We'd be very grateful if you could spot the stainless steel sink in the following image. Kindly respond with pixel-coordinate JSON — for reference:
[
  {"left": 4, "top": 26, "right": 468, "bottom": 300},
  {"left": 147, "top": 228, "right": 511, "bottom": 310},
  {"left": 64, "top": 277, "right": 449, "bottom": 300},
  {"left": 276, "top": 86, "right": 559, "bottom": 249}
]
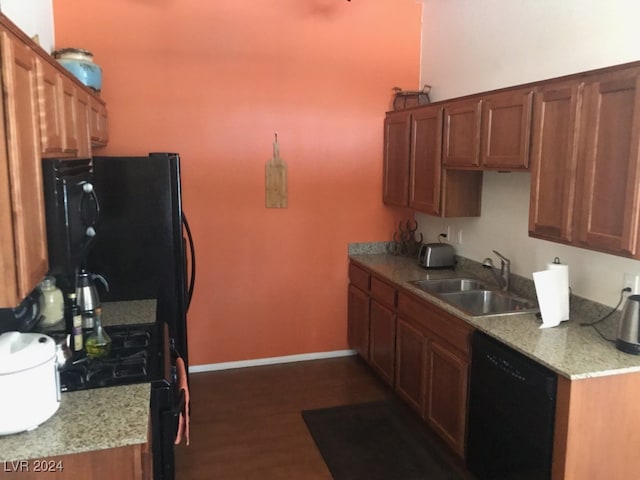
[
  {"left": 411, "top": 278, "right": 486, "bottom": 294},
  {"left": 410, "top": 276, "right": 538, "bottom": 317},
  {"left": 439, "top": 290, "right": 538, "bottom": 316}
]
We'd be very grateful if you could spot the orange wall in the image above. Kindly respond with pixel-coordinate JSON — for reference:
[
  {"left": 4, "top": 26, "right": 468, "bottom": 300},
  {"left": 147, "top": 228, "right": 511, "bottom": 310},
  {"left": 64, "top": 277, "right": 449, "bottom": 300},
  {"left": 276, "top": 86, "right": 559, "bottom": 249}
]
[{"left": 53, "top": 0, "right": 421, "bottom": 365}]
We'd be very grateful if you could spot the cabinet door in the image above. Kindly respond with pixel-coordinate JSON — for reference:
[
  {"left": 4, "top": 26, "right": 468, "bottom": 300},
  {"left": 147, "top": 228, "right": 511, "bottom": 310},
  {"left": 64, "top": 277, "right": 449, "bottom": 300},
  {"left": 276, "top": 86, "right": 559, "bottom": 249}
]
[
  {"left": 348, "top": 284, "right": 370, "bottom": 359},
  {"left": 410, "top": 106, "right": 443, "bottom": 215},
  {"left": 0, "top": 31, "right": 48, "bottom": 305},
  {"left": 425, "top": 340, "right": 469, "bottom": 457},
  {"left": 443, "top": 98, "right": 481, "bottom": 167},
  {"left": 575, "top": 68, "right": 640, "bottom": 256},
  {"left": 90, "top": 96, "right": 109, "bottom": 145},
  {"left": 529, "top": 82, "right": 582, "bottom": 243},
  {"left": 395, "top": 317, "right": 426, "bottom": 414},
  {"left": 75, "top": 89, "right": 91, "bottom": 158},
  {"left": 35, "top": 58, "right": 64, "bottom": 155},
  {"left": 369, "top": 299, "right": 395, "bottom": 385},
  {"left": 383, "top": 111, "right": 411, "bottom": 206},
  {"left": 481, "top": 89, "right": 533, "bottom": 169},
  {"left": 60, "top": 75, "right": 79, "bottom": 155}
]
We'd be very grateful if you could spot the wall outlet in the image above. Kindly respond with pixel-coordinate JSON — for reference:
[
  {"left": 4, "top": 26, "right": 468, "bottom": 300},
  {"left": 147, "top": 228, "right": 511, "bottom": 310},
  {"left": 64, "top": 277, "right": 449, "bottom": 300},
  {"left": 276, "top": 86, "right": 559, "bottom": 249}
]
[
  {"left": 457, "top": 228, "right": 463, "bottom": 245},
  {"left": 446, "top": 225, "right": 452, "bottom": 240}
]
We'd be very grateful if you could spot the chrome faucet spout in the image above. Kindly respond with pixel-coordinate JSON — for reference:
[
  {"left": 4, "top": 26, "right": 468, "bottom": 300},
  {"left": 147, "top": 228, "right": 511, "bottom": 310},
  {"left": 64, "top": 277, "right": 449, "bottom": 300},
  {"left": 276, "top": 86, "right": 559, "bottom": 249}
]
[{"left": 483, "top": 251, "right": 510, "bottom": 291}]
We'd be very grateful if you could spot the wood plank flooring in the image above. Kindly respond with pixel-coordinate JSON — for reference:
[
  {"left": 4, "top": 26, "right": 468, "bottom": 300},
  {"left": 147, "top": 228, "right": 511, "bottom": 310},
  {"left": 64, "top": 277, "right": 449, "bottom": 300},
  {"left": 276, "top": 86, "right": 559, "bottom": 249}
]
[{"left": 175, "top": 355, "right": 472, "bottom": 480}]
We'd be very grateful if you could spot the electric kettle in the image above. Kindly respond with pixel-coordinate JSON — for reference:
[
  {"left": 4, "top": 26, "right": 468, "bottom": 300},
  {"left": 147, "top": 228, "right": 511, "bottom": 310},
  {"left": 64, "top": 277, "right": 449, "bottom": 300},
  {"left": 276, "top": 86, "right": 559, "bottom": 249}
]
[
  {"left": 616, "top": 295, "right": 640, "bottom": 355},
  {"left": 76, "top": 269, "right": 109, "bottom": 315}
]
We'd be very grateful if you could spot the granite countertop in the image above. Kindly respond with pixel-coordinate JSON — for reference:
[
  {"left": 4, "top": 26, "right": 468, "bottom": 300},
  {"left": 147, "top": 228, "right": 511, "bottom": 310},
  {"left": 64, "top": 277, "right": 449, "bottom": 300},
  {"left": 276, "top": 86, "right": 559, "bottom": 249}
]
[
  {"left": 0, "top": 383, "right": 150, "bottom": 462},
  {"left": 349, "top": 253, "right": 640, "bottom": 380},
  {"left": 101, "top": 299, "right": 156, "bottom": 327},
  {"left": 0, "top": 299, "right": 157, "bottom": 462}
]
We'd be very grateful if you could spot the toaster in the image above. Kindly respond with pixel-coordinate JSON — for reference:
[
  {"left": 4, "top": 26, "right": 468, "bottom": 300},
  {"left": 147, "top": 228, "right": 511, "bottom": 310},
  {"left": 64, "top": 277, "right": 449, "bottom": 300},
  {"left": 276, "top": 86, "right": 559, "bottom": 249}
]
[{"left": 418, "top": 243, "right": 456, "bottom": 269}]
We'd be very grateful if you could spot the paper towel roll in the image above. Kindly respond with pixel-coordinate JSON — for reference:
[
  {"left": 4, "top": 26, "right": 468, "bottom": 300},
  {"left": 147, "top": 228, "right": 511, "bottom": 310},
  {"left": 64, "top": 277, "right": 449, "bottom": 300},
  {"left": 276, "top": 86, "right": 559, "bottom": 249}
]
[
  {"left": 546, "top": 262, "right": 570, "bottom": 322},
  {"left": 533, "top": 269, "right": 564, "bottom": 328}
]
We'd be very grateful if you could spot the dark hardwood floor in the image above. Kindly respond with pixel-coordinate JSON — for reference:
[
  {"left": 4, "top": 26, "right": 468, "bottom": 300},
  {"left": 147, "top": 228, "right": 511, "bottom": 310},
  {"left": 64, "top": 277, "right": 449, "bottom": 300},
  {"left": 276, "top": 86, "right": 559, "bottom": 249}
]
[{"left": 175, "top": 355, "right": 472, "bottom": 480}]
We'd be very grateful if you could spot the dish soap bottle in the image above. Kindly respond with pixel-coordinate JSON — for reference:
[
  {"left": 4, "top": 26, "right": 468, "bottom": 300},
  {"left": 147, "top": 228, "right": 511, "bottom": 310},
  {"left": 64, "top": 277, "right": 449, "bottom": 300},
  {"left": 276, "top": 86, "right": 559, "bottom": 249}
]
[{"left": 85, "top": 307, "right": 111, "bottom": 358}]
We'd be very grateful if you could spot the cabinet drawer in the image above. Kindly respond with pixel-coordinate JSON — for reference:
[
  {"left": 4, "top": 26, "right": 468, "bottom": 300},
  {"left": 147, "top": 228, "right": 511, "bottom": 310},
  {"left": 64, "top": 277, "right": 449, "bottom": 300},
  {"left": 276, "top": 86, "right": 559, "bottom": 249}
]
[
  {"left": 371, "top": 276, "right": 396, "bottom": 308},
  {"left": 398, "top": 292, "right": 472, "bottom": 356},
  {"left": 349, "top": 263, "right": 370, "bottom": 291}
]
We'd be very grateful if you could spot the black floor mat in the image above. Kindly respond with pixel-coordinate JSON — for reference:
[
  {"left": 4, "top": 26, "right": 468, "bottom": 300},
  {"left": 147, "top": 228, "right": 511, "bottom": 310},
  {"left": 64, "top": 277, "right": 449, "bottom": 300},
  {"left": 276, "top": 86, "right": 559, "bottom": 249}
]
[{"left": 302, "top": 400, "right": 466, "bottom": 480}]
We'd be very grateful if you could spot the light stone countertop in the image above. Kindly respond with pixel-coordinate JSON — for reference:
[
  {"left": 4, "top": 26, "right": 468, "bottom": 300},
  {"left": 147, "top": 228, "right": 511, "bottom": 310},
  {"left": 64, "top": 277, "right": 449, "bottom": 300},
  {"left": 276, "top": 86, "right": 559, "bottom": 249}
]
[
  {"left": 101, "top": 299, "right": 156, "bottom": 327},
  {"left": 350, "top": 253, "right": 640, "bottom": 380},
  {"left": 0, "top": 300, "right": 157, "bottom": 462},
  {"left": 0, "top": 383, "right": 150, "bottom": 462}
]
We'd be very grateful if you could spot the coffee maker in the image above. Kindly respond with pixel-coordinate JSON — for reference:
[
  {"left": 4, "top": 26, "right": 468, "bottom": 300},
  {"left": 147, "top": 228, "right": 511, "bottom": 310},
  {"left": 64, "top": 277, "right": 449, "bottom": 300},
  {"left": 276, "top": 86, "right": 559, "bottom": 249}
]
[{"left": 616, "top": 295, "right": 640, "bottom": 355}]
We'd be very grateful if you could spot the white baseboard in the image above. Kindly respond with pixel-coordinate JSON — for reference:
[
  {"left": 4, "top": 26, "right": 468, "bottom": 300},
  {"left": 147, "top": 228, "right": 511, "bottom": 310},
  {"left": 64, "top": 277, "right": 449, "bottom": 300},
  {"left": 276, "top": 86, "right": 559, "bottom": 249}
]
[{"left": 189, "top": 349, "right": 357, "bottom": 373}]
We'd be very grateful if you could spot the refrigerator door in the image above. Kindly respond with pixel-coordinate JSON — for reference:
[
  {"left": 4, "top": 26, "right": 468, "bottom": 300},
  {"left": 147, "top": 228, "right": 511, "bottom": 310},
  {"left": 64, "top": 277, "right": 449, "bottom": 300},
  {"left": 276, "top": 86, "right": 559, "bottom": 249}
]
[{"left": 87, "top": 153, "right": 191, "bottom": 369}]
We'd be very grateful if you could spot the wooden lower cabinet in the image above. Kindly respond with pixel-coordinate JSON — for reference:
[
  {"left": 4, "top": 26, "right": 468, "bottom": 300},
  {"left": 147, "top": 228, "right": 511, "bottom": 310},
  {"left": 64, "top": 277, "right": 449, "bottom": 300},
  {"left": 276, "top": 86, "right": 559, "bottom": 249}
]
[
  {"left": 552, "top": 372, "right": 640, "bottom": 480},
  {"left": 396, "top": 291, "right": 472, "bottom": 457},
  {"left": 347, "top": 283, "right": 370, "bottom": 359},
  {"left": 369, "top": 299, "right": 395, "bottom": 385},
  {"left": 0, "top": 444, "right": 150, "bottom": 480},
  {"left": 395, "top": 317, "right": 426, "bottom": 412},
  {"left": 425, "top": 339, "right": 469, "bottom": 456}
]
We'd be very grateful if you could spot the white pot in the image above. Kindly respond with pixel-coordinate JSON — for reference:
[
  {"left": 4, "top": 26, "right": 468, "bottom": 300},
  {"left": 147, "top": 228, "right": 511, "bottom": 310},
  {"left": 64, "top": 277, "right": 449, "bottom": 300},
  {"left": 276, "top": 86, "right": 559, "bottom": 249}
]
[{"left": 0, "top": 332, "right": 60, "bottom": 435}]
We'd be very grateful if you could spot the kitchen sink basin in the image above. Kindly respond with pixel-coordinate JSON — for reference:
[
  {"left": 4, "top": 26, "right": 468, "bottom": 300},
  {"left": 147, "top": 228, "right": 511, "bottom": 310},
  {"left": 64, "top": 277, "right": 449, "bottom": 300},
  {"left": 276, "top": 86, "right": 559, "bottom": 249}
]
[
  {"left": 439, "top": 290, "right": 538, "bottom": 317},
  {"left": 411, "top": 277, "right": 486, "bottom": 294}
]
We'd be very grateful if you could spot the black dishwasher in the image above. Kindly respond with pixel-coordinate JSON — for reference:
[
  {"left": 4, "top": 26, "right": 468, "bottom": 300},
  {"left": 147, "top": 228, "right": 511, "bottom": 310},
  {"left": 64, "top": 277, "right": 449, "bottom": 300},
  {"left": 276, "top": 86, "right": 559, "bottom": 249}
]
[{"left": 466, "top": 331, "right": 557, "bottom": 480}]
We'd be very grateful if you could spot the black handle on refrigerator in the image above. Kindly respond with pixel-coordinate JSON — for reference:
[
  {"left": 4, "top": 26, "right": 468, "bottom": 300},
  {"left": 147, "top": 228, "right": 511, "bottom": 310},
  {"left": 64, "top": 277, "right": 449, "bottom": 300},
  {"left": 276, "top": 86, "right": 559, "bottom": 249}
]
[{"left": 182, "top": 213, "right": 196, "bottom": 312}]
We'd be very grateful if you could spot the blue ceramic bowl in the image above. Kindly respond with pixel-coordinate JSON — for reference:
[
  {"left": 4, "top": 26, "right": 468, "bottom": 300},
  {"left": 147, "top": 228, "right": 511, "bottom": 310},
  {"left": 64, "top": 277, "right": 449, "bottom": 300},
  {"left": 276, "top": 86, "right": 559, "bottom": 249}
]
[{"left": 57, "top": 58, "right": 102, "bottom": 92}]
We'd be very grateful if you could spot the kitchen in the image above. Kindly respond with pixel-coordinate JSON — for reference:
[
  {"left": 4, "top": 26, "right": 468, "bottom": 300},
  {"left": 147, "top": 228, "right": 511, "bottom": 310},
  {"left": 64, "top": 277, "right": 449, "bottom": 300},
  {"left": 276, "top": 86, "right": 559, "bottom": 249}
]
[{"left": 1, "top": 0, "right": 640, "bottom": 479}]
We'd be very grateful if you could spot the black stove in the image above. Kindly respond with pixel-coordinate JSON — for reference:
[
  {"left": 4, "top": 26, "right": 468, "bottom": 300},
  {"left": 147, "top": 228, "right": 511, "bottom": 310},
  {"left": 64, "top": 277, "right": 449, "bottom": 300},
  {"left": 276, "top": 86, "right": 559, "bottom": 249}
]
[{"left": 60, "top": 323, "right": 161, "bottom": 392}]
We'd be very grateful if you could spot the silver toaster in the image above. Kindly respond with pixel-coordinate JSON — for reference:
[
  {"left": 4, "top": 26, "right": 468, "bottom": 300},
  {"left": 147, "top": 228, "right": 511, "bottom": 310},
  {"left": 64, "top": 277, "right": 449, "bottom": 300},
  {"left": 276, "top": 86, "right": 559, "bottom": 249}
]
[{"left": 418, "top": 243, "right": 456, "bottom": 269}]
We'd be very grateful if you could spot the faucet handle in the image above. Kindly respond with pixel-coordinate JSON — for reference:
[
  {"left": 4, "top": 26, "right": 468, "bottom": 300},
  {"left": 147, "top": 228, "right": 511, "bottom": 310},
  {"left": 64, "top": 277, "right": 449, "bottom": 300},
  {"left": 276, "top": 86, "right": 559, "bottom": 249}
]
[{"left": 492, "top": 250, "right": 510, "bottom": 264}]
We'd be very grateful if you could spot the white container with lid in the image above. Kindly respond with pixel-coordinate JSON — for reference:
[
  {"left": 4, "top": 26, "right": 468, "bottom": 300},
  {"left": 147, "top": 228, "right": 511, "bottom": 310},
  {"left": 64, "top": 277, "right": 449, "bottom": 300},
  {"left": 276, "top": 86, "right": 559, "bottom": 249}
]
[
  {"left": 38, "top": 276, "right": 64, "bottom": 327},
  {"left": 0, "top": 332, "right": 60, "bottom": 435}
]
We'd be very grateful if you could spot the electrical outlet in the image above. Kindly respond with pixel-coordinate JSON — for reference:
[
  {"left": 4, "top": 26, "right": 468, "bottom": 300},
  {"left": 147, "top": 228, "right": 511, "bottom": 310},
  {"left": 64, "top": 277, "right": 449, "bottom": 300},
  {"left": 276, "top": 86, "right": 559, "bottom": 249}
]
[
  {"left": 446, "top": 225, "right": 451, "bottom": 240},
  {"left": 457, "top": 228, "right": 463, "bottom": 245}
]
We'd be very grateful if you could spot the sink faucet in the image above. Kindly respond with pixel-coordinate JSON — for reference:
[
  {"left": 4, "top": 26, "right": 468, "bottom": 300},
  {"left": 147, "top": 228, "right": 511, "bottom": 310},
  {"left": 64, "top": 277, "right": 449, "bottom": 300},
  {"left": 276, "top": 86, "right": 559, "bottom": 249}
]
[{"left": 482, "top": 250, "right": 510, "bottom": 291}]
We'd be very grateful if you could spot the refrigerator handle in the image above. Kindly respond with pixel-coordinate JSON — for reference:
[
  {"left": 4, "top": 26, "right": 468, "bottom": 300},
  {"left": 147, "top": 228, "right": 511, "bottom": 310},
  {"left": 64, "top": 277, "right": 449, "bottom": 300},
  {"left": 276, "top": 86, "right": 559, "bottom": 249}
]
[{"left": 182, "top": 213, "right": 196, "bottom": 312}]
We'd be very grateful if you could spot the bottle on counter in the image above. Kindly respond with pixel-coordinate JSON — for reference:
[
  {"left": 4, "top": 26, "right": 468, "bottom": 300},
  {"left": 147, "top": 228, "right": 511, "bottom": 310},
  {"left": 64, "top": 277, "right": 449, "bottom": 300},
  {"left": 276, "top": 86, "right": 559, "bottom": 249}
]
[
  {"left": 85, "top": 307, "right": 111, "bottom": 359},
  {"left": 67, "top": 293, "right": 84, "bottom": 352}
]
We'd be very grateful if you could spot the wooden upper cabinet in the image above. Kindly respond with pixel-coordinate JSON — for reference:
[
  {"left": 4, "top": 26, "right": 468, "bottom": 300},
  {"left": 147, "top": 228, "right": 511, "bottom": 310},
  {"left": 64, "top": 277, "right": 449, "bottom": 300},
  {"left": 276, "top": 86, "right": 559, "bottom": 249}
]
[
  {"left": 35, "top": 58, "right": 64, "bottom": 154},
  {"left": 90, "top": 96, "right": 109, "bottom": 146},
  {"left": 0, "top": 29, "right": 48, "bottom": 305},
  {"left": 443, "top": 98, "right": 482, "bottom": 167},
  {"left": 443, "top": 90, "right": 533, "bottom": 170},
  {"left": 480, "top": 89, "right": 533, "bottom": 169},
  {"left": 75, "top": 89, "right": 92, "bottom": 158},
  {"left": 60, "top": 74, "right": 79, "bottom": 155},
  {"left": 383, "top": 110, "right": 411, "bottom": 207},
  {"left": 529, "top": 81, "right": 582, "bottom": 242},
  {"left": 574, "top": 67, "right": 640, "bottom": 257},
  {"left": 410, "top": 106, "right": 443, "bottom": 215}
]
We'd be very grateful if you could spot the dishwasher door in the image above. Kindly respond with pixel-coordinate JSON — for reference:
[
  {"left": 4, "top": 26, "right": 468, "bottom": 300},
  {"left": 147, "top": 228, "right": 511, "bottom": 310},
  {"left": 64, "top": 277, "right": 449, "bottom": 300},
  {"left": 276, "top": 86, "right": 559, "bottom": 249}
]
[{"left": 466, "top": 331, "right": 557, "bottom": 480}]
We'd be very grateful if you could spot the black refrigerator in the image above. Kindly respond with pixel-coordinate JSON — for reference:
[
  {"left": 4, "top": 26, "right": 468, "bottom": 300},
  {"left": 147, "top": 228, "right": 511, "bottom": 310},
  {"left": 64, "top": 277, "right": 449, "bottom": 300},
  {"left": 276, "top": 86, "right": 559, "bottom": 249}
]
[{"left": 86, "top": 152, "right": 195, "bottom": 372}]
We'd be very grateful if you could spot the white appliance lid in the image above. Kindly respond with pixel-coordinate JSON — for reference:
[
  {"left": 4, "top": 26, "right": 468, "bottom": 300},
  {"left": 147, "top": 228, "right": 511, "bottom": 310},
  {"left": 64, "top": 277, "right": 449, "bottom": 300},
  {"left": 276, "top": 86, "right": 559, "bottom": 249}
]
[{"left": 0, "top": 332, "right": 55, "bottom": 374}]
